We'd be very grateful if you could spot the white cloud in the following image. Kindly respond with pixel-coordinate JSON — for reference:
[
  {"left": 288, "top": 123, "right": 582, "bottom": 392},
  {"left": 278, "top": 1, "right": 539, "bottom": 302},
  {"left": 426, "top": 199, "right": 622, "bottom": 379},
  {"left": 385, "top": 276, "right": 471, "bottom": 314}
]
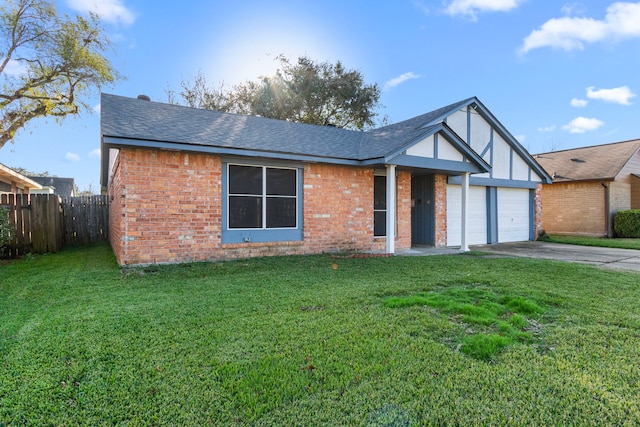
[
  {"left": 445, "top": 0, "right": 524, "bottom": 20},
  {"left": 383, "top": 72, "right": 421, "bottom": 91},
  {"left": 561, "top": 3, "right": 586, "bottom": 16},
  {"left": 413, "top": 0, "right": 430, "bottom": 14},
  {"left": 65, "top": 152, "right": 81, "bottom": 162},
  {"left": 520, "top": 2, "right": 640, "bottom": 53},
  {"left": 570, "top": 98, "right": 588, "bottom": 107},
  {"left": 89, "top": 148, "right": 101, "bottom": 159},
  {"left": 93, "top": 103, "right": 101, "bottom": 114},
  {"left": 537, "top": 125, "right": 556, "bottom": 132},
  {"left": 562, "top": 116, "right": 604, "bottom": 133},
  {"left": 66, "top": 0, "right": 135, "bottom": 25},
  {"left": 4, "top": 59, "right": 27, "bottom": 77},
  {"left": 586, "top": 86, "right": 636, "bottom": 105},
  {"left": 514, "top": 134, "right": 526, "bottom": 143}
]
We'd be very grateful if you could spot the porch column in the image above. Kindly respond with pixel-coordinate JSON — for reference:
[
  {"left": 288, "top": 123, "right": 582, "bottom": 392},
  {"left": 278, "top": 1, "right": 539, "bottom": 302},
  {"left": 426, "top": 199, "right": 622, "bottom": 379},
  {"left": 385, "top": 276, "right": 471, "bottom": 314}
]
[
  {"left": 460, "top": 172, "right": 470, "bottom": 252},
  {"left": 386, "top": 164, "right": 396, "bottom": 254}
]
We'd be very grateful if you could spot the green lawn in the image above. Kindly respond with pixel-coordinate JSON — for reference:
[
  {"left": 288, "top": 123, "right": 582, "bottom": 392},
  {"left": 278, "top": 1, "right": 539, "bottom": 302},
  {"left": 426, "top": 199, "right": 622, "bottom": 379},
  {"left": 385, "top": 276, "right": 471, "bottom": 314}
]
[
  {"left": 542, "top": 234, "right": 640, "bottom": 250},
  {"left": 2, "top": 244, "right": 640, "bottom": 426}
]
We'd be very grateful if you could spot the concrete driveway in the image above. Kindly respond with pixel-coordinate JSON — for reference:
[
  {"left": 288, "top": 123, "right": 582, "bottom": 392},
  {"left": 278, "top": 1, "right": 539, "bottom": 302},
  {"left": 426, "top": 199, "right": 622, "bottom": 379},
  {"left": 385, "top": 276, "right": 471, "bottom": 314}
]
[{"left": 471, "top": 241, "right": 640, "bottom": 273}]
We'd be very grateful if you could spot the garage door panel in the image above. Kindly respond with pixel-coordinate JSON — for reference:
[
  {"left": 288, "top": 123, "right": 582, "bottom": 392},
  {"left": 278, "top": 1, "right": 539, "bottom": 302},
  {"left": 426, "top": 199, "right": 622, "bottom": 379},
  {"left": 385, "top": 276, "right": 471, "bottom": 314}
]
[
  {"left": 447, "top": 185, "right": 487, "bottom": 246},
  {"left": 497, "top": 188, "right": 530, "bottom": 242}
]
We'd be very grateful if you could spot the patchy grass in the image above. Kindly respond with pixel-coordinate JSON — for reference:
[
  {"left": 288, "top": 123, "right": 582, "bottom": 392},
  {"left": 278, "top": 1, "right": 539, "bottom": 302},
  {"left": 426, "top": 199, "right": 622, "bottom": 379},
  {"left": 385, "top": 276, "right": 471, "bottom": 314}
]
[
  {"left": 1, "top": 244, "right": 640, "bottom": 425},
  {"left": 383, "top": 288, "right": 545, "bottom": 360},
  {"left": 541, "top": 234, "right": 640, "bottom": 250}
]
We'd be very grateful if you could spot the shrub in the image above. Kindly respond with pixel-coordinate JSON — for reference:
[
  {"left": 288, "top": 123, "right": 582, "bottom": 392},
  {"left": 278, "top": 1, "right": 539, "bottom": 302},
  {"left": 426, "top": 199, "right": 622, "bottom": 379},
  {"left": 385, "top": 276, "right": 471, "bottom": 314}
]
[
  {"left": 0, "top": 206, "right": 14, "bottom": 257},
  {"left": 0, "top": 206, "right": 13, "bottom": 244},
  {"left": 613, "top": 210, "right": 640, "bottom": 237}
]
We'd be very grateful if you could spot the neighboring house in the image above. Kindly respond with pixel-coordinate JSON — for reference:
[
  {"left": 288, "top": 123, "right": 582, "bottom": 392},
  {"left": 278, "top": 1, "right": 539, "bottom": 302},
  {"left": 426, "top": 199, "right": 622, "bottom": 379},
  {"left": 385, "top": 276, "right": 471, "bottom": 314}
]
[
  {"left": 29, "top": 176, "right": 75, "bottom": 197},
  {"left": 100, "top": 93, "right": 551, "bottom": 266},
  {"left": 535, "top": 139, "right": 640, "bottom": 237},
  {"left": 0, "top": 163, "right": 42, "bottom": 195}
]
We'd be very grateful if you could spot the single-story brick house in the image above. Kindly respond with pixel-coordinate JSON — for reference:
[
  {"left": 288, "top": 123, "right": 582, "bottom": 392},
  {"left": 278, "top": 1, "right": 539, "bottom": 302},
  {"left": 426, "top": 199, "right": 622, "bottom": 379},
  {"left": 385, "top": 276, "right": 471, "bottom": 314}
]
[
  {"left": 535, "top": 139, "right": 640, "bottom": 237},
  {"left": 100, "top": 94, "right": 551, "bottom": 266},
  {"left": 0, "top": 163, "right": 42, "bottom": 195}
]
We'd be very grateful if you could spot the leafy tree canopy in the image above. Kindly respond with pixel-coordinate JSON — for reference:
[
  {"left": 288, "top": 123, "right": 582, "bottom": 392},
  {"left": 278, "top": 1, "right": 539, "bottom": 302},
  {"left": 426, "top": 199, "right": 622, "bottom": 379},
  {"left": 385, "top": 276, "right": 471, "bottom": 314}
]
[
  {"left": 172, "top": 55, "right": 383, "bottom": 130},
  {"left": 0, "top": 0, "right": 119, "bottom": 149},
  {"left": 9, "top": 166, "right": 53, "bottom": 177}
]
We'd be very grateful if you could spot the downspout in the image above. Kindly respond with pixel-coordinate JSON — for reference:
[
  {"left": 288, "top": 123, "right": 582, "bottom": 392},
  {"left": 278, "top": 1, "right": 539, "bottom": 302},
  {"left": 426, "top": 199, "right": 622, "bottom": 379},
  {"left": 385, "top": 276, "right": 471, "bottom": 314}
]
[{"left": 601, "top": 181, "right": 610, "bottom": 237}]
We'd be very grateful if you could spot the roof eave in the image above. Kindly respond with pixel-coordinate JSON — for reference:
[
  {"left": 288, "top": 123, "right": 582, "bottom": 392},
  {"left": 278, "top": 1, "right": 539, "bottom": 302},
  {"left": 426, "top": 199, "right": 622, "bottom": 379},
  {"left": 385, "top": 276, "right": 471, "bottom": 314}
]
[
  {"left": 0, "top": 163, "right": 43, "bottom": 190},
  {"left": 550, "top": 177, "right": 616, "bottom": 184},
  {"left": 100, "top": 136, "right": 364, "bottom": 187}
]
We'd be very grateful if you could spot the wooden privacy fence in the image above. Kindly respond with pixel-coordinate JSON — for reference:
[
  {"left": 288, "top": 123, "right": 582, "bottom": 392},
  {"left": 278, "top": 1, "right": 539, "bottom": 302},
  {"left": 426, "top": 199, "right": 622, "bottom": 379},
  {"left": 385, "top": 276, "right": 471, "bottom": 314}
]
[{"left": 0, "top": 194, "right": 109, "bottom": 258}]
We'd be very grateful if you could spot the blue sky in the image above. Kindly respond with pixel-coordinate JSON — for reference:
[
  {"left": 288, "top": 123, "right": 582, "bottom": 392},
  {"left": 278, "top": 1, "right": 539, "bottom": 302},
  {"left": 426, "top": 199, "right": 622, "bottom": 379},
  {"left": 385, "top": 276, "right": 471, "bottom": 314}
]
[{"left": 2, "top": 0, "right": 640, "bottom": 191}]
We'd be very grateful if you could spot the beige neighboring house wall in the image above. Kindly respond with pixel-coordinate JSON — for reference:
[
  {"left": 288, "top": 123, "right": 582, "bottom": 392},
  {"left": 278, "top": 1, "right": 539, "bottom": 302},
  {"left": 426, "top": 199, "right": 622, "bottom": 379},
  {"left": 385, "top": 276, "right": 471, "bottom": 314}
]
[
  {"left": 631, "top": 175, "right": 640, "bottom": 209},
  {"left": 536, "top": 139, "right": 640, "bottom": 237},
  {"left": 540, "top": 180, "right": 606, "bottom": 236}
]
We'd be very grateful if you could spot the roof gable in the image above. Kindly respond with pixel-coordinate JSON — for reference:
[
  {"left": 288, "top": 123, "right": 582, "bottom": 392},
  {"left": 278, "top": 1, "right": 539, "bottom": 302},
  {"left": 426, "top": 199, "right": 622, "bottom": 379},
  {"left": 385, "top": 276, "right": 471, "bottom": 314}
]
[
  {"left": 369, "top": 123, "right": 491, "bottom": 174},
  {"left": 535, "top": 139, "right": 640, "bottom": 182},
  {"left": 442, "top": 98, "right": 551, "bottom": 183}
]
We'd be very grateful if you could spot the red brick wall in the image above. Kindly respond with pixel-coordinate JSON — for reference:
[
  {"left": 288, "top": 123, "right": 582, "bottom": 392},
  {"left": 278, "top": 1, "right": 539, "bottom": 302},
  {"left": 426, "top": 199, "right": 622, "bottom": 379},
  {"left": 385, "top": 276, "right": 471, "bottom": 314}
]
[
  {"left": 396, "top": 170, "right": 412, "bottom": 250},
  {"left": 303, "top": 163, "right": 372, "bottom": 253},
  {"left": 302, "top": 164, "right": 411, "bottom": 254},
  {"left": 108, "top": 149, "right": 412, "bottom": 265},
  {"left": 433, "top": 174, "right": 448, "bottom": 247},
  {"left": 108, "top": 152, "right": 124, "bottom": 263},
  {"left": 109, "top": 148, "right": 223, "bottom": 265},
  {"left": 534, "top": 184, "right": 543, "bottom": 239}
]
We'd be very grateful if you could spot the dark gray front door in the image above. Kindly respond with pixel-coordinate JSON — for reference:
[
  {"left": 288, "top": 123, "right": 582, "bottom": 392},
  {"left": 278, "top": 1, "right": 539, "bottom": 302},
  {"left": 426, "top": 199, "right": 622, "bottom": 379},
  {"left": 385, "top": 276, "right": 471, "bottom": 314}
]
[{"left": 411, "top": 175, "right": 435, "bottom": 245}]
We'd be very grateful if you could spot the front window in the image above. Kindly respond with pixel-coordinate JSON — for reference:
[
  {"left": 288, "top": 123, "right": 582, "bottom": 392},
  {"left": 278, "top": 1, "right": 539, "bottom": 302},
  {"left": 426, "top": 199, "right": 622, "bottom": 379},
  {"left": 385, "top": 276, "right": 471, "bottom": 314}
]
[
  {"left": 228, "top": 164, "right": 298, "bottom": 230},
  {"left": 374, "top": 175, "right": 386, "bottom": 236}
]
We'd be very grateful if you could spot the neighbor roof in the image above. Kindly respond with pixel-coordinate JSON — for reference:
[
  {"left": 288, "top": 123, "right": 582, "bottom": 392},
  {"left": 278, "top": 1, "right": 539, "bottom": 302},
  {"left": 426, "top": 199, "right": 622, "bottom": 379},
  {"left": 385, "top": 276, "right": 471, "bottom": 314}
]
[
  {"left": 29, "top": 176, "right": 75, "bottom": 197},
  {"left": 535, "top": 139, "right": 640, "bottom": 182}
]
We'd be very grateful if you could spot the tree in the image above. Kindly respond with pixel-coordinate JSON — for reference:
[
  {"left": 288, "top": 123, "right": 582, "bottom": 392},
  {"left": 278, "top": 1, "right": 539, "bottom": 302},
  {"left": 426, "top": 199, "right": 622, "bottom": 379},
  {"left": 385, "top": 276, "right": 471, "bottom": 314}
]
[
  {"left": 8, "top": 166, "right": 53, "bottom": 177},
  {"left": 0, "top": 0, "right": 119, "bottom": 149},
  {"left": 74, "top": 182, "right": 96, "bottom": 196},
  {"left": 174, "top": 55, "right": 383, "bottom": 130}
]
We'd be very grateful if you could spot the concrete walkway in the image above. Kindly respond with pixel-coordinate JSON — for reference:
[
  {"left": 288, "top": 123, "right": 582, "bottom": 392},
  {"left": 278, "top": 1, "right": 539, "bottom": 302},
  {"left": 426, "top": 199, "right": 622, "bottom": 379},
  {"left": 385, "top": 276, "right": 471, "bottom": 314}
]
[
  {"left": 396, "top": 241, "right": 640, "bottom": 273},
  {"left": 470, "top": 241, "right": 640, "bottom": 273}
]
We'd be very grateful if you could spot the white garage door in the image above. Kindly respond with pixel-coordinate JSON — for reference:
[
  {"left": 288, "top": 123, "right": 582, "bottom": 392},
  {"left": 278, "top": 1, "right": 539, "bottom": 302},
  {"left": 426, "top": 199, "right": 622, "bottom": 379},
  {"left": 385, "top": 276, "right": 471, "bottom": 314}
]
[
  {"left": 497, "top": 188, "right": 530, "bottom": 242},
  {"left": 447, "top": 185, "right": 487, "bottom": 246}
]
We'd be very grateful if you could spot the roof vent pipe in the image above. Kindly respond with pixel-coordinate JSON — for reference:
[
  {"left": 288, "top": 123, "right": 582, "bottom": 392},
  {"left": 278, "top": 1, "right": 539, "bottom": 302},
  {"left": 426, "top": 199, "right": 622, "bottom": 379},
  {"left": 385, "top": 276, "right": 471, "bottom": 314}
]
[{"left": 137, "top": 94, "right": 151, "bottom": 101}]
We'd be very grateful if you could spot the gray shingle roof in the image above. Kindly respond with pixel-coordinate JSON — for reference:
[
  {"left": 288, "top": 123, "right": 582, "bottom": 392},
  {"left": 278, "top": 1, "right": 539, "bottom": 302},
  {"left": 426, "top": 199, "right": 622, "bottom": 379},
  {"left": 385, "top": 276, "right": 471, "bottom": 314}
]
[
  {"left": 101, "top": 94, "right": 549, "bottom": 185},
  {"left": 29, "top": 176, "right": 75, "bottom": 197},
  {"left": 101, "top": 94, "right": 366, "bottom": 160},
  {"left": 101, "top": 94, "right": 477, "bottom": 162}
]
